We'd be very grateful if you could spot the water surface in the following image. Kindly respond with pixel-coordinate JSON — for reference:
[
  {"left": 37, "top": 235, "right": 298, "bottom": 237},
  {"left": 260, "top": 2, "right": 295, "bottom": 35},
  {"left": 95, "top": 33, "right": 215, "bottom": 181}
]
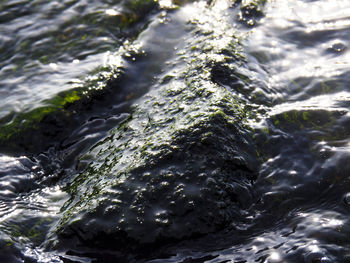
[{"left": 0, "top": 0, "right": 350, "bottom": 262}]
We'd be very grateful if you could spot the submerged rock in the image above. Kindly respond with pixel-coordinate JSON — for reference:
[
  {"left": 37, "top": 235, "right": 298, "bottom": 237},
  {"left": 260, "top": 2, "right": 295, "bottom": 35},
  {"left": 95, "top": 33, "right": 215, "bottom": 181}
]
[{"left": 50, "top": 0, "right": 262, "bottom": 256}]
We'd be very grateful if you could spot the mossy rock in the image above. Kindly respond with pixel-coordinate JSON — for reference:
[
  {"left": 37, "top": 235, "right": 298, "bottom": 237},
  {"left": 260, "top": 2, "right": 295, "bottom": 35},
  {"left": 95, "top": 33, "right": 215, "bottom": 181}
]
[{"left": 48, "top": 1, "right": 262, "bottom": 257}]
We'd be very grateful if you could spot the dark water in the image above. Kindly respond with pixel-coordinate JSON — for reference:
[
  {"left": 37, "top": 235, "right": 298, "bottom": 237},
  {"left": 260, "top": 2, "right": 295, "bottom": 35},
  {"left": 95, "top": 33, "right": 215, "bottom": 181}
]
[{"left": 1, "top": 0, "right": 350, "bottom": 262}]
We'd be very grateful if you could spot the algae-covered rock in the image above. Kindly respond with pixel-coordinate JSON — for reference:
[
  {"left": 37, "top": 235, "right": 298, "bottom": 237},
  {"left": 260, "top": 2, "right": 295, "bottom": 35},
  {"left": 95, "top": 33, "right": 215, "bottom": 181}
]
[
  {"left": 50, "top": 0, "right": 261, "bottom": 255},
  {"left": 55, "top": 81, "right": 258, "bottom": 246}
]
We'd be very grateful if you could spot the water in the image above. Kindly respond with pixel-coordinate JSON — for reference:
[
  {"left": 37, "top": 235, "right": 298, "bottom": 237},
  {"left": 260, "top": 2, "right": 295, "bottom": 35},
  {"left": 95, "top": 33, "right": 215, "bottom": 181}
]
[{"left": 0, "top": 0, "right": 350, "bottom": 262}]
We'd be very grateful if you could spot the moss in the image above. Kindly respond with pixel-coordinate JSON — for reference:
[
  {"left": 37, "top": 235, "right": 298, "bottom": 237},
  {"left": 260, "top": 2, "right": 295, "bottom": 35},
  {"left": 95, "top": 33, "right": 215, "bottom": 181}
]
[
  {"left": 272, "top": 109, "right": 329, "bottom": 131},
  {"left": 0, "top": 107, "right": 54, "bottom": 139},
  {"left": 4, "top": 217, "right": 54, "bottom": 247},
  {"left": 270, "top": 108, "right": 349, "bottom": 142},
  {"left": 48, "top": 90, "right": 81, "bottom": 107},
  {"left": 302, "top": 111, "right": 310, "bottom": 121}
]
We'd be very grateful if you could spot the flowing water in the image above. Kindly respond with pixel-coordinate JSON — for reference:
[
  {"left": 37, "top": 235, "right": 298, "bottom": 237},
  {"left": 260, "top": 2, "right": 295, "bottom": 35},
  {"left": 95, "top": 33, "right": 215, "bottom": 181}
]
[{"left": 0, "top": 0, "right": 350, "bottom": 262}]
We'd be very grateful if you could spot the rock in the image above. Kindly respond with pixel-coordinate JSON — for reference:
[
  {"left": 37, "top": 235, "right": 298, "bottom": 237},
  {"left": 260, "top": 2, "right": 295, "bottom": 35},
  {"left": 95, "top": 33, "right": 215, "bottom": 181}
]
[{"left": 49, "top": 0, "right": 262, "bottom": 256}]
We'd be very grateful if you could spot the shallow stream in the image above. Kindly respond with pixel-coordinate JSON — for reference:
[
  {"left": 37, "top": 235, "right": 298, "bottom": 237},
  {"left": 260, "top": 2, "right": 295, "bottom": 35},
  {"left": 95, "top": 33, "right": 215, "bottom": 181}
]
[{"left": 0, "top": 0, "right": 350, "bottom": 262}]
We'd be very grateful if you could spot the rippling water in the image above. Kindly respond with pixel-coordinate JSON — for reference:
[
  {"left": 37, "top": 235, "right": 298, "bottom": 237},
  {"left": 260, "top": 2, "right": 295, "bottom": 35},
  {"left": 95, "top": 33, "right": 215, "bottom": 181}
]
[{"left": 1, "top": 0, "right": 350, "bottom": 262}]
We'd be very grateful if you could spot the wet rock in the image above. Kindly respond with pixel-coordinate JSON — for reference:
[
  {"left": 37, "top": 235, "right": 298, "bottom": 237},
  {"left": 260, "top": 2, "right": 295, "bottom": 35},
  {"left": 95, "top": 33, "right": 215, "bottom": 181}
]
[{"left": 50, "top": 0, "right": 262, "bottom": 256}]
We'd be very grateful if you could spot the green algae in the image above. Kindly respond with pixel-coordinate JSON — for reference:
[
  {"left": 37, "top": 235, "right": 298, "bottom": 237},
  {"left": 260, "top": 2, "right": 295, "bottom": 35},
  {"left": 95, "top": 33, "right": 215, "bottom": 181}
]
[
  {"left": 271, "top": 109, "right": 345, "bottom": 133},
  {"left": 0, "top": 107, "right": 55, "bottom": 141}
]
